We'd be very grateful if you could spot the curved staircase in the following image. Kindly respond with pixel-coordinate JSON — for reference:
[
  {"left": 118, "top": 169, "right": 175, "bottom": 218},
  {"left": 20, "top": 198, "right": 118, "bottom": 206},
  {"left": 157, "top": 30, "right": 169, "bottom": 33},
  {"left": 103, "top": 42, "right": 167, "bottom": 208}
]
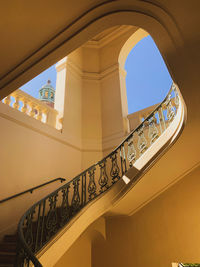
[{"left": 0, "top": 83, "right": 186, "bottom": 267}]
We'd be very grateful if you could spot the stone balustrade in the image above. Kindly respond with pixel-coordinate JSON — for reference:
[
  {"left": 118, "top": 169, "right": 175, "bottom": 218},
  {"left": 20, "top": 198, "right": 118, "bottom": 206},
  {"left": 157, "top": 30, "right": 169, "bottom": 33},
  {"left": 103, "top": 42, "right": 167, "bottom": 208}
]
[
  {"left": 127, "top": 97, "right": 177, "bottom": 132},
  {"left": 127, "top": 103, "right": 159, "bottom": 131},
  {"left": 2, "top": 89, "right": 59, "bottom": 129}
]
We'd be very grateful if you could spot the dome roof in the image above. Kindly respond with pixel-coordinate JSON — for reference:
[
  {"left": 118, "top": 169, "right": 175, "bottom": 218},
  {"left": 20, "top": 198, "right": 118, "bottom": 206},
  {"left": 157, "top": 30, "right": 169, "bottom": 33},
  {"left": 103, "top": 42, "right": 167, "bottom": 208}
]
[
  {"left": 39, "top": 79, "right": 55, "bottom": 108},
  {"left": 40, "top": 79, "right": 55, "bottom": 91}
]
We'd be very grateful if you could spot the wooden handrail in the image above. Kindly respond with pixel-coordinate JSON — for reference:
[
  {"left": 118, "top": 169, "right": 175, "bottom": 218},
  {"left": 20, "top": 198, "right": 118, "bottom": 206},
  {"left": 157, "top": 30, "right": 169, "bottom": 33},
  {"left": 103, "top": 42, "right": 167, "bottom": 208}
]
[{"left": 0, "top": 177, "right": 66, "bottom": 204}]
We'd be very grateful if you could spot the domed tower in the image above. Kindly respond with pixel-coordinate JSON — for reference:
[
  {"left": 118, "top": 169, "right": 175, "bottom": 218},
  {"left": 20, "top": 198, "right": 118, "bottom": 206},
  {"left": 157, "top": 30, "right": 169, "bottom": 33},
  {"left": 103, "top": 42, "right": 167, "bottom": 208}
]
[{"left": 39, "top": 79, "right": 55, "bottom": 108}]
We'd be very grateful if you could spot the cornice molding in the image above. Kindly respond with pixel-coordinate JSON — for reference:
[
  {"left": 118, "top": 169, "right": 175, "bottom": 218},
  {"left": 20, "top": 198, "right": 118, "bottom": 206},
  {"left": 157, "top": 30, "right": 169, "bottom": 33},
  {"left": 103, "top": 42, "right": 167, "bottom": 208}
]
[
  {"left": 83, "top": 25, "right": 134, "bottom": 49},
  {"left": 65, "top": 59, "right": 122, "bottom": 81},
  {"left": 55, "top": 57, "right": 68, "bottom": 72},
  {"left": 82, "top": 63, "right": 120, "bottom": 81},
  {"left": 66, "top": 59, "right": 83, "bottom": 77}
]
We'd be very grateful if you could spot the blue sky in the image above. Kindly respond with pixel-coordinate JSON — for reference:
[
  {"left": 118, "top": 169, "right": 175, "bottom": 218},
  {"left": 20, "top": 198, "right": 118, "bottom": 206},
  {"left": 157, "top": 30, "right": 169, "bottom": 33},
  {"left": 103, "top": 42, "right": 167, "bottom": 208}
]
[
  {"left": 20, "top": 35, "right": 172, "bottom": 114},
  {"left": 125, "top": 35, "right": 172, "bottom": 113},
  {"left": 20, "top": 65, "right": 57, "bottom": 99}
]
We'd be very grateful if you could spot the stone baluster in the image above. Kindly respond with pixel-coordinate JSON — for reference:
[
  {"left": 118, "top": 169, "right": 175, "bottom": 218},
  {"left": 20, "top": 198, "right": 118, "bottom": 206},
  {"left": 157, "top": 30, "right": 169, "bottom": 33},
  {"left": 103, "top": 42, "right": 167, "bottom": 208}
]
[
  {"left": 4, "top": 95, "right": 11, "bottom": 106},
  {"left": 42, "top": 108, "right": 48, "bottom": 123},
  {"left": 46, "top": 109, "right": 58, "bottom": 128},
  {"left": 55, "top": 114, "right": 63, "bottom": 130},
  {"left": 36, "top": 108, "right": 43, "bottom": 122},
  {"left": 29, "top": 102, "right": 37, "bottom": 118},
  {"left": 2, "top": 89, "right": 58, "bottom": 129},
  {"left": 13, "top": 95, "right": 20, "bottom": 110},
  {"left": 21, "top": 99, "right": 28, "bottom": 114},
  {"left": 158, "top": 107, "right": 166, "bottom": 131}
]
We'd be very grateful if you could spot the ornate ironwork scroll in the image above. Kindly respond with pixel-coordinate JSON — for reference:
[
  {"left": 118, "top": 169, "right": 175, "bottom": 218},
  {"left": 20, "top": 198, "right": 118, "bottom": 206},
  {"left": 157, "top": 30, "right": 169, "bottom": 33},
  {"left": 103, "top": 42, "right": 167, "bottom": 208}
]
[
  {"left": 148, "top": 115, "right": 159, "bottom": 144},
  {"left": 173, "top": 85, "right": 179, "bottom": 107},
  {"left": 127, "top": 136, "right": 137, "bottom": 167},
  {"left": 165, "top": 94, "right": 175, "bottom": 122},
  {"left": 24, "top": 209, "right": 35, "bottom": 249},
  {"left": 137, "top": 126, "right": 147, "bottom": 154},
  {"left": 110, "top": 152, "right": 120, "bottom": 183},
  {"left": 88, "top": 167, "right": 97, "bottom": 200},
  {"left": 120, "top": 145, "right": 127, "bottom": 175},
  {"left": 81, "top": 172, "right": 87, "bottom": 206},
  {"left": 98, "top": 160, "right": 109, "bottom": 193},
  {"left": 46, "top": 194, "right": 58, "bottom": 240},
  {"left": 71, "top": 177, "right": 81, "bottom": 213},
  {"left": 60, "top": 185, "right": 70, "bottom": 226}
]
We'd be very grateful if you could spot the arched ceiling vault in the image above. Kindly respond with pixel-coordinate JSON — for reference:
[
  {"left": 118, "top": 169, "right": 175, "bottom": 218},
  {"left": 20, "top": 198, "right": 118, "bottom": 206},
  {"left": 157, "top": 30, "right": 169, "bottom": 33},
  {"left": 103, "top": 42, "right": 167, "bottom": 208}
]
[{"left": 0, "top": 0, "right": 190, "bottom": 99}]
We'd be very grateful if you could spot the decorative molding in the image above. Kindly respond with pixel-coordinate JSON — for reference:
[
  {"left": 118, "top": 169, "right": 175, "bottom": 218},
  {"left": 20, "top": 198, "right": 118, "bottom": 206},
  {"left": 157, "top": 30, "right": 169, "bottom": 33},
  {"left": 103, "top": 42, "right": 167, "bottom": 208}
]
[
  {"left": 83, "top": 25, "right": 135, "bottom": 49},
  {"left": 66, "top": 59, "right": 83, "bottom": 78},
  {"left": 66, "top": 59, "right": 121, "bottom": 81},
  {"left": 55, "top": 57, "right": 68, "bottom": 72},
  {"left": 100, "top": 63, "right": 120, "bottom": 80},
  {"left": 82, "top": 71, "right": 101, "bottom": 81}
]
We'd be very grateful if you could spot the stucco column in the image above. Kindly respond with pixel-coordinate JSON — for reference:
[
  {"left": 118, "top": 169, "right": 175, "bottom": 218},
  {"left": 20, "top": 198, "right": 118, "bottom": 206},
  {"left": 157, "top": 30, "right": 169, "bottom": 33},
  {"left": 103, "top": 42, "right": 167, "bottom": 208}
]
[
  {"left": 81, "top": 47, "right": 103, "bottom": 169},
  {"left": 55, "top": 53, "right": 82, "bottom": 149},
  {"left": 55, "top": 57, "right": 67, "bottom": 130},
  {"left": 100, "top": 63, "right": 129, "bottom": 154}
]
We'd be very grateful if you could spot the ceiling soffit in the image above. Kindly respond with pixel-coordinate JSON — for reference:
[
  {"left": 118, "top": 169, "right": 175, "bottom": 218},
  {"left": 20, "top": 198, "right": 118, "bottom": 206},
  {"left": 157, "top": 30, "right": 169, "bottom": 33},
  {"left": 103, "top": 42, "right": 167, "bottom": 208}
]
[
  {"left": 82, "top": 25, "right": 135, "bottom": 49},
  {"left": 0, "top": 0, "right": 184, "bottom": 99}
]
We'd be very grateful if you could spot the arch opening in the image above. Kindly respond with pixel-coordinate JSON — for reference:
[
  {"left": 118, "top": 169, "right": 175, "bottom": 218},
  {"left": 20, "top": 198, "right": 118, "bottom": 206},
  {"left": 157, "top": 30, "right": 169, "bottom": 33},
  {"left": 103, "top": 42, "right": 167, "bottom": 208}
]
[{"left": 118, "top": 28, "right": 173, "bottom": 131}]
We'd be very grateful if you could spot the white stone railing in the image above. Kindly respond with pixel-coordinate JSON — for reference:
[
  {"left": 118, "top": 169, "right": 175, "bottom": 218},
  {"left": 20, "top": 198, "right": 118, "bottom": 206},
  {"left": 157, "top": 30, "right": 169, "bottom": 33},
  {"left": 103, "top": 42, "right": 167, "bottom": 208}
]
[
  {"left": 127, "top": 103, "right": 159, "bottom": 131},
  {"left": 2, "top": 89, "right": 59, "bottom": 129},
  {"left": 127, "top": 98, "right": 177, "bottom": 132}
]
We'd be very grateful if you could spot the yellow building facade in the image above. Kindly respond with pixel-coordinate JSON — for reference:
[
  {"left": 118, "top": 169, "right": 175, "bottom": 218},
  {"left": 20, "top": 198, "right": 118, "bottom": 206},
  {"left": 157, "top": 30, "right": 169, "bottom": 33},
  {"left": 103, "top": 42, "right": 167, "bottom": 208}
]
[{"left": 0, "top": 1, "right": 200, "bottom": 267}]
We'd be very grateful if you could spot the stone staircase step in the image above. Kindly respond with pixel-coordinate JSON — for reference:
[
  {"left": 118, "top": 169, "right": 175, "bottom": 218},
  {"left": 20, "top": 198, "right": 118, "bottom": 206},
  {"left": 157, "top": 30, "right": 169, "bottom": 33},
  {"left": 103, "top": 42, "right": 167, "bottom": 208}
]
[
  {"left": 0, "top": 243, "right": 17, "bottom": 253},
  {"left": 0, "top": 234, "right": 17, "bottom": 266},
  {"left": 0, "top": 264, "right": 14, "bottom": 267},
  {"left": 3, "top": 235, "right": 17, "bottom": 243},
  {"left": 0, "top": 253, "right": 16, "bottom": 264}
]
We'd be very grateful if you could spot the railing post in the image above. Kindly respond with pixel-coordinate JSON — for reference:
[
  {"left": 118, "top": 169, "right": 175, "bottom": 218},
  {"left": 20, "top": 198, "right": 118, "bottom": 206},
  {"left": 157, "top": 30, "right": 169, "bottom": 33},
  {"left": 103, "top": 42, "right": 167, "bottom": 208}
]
[
  {"left": 29, "top": 102, "right": 36, "bottom": 118},
  {"left": 13, "top": 95, "right": 20, "bottom": 110},
  {"left": 46, "top": 108, "right": 58, "bottom": 128},
  {"left": 4, "top": 95, "right": 11, "bottom": 105},
  {"left": 21, "top": 99, "right": 28, "bottom": 114},
  {"left": 36, "top": 108, "right": 43, "bottom": 122}
]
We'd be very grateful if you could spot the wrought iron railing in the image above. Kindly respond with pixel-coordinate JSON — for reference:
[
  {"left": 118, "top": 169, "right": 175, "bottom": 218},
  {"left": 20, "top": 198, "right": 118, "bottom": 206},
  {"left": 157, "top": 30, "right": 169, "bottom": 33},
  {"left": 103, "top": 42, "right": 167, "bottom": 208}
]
[
  {"left": 0, "top": 178, "right": 66, "bottom": 204},
  {"left": 179, "top": 264, "right": 200, "bottom": 267},
  {"left": 16, "top": 83, "right": 182, "bottom": 266}
]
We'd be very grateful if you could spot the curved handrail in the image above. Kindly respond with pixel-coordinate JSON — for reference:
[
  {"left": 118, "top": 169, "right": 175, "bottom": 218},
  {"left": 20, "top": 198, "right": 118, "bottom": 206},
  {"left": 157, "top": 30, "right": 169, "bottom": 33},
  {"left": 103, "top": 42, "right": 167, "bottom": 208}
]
[
  {"left": 0, "top": 178, "right": 66, "bottom": 204},
  {"left": 179, "top": 264, "right": 200, "bottom": 267},
  {"left": 16, "top": 82, "right": 184, "bottom": 267}
]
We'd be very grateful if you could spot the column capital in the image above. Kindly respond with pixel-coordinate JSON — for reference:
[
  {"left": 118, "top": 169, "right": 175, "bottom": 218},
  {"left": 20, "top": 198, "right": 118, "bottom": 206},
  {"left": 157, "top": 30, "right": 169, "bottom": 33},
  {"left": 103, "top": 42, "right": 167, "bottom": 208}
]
[{"left": 56, "top": 57, "right": 68, "bottom": 72}]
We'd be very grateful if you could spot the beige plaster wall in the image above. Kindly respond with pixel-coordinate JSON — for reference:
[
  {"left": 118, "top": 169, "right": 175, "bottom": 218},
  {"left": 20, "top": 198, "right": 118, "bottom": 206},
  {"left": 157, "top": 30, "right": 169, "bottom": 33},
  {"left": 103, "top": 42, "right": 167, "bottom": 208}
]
[
  {"left": 0, "top": 104, "right": 82, "bottom": 239},
  {"left": 54, "top": 233, "right": 91, "bottom": 267},
  {"left": 92, "top": 165, "right": 200, "bottom": 267},
  {"left": 53, "top": 217, "right": 106, "bottom": 267}
]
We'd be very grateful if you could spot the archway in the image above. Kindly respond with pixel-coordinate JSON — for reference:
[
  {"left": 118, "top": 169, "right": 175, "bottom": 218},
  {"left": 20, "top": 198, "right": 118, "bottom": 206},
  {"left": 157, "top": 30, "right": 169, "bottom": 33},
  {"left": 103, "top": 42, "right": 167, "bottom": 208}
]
[{"left": 118, "top": 28, "right": 173, "bottom": 131}]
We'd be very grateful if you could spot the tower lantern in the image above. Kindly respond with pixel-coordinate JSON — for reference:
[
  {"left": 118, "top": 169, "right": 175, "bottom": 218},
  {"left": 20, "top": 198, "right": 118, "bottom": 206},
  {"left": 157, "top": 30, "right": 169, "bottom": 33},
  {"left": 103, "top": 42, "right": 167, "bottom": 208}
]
[{"left": 39, "top": 79, "right": 55, "bottom": 108}]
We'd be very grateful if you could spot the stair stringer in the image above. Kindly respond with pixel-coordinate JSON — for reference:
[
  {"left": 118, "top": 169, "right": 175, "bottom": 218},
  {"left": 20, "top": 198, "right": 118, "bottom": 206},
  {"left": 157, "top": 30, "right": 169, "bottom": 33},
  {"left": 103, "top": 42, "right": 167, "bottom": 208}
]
[{"left": 36, "top": 88, "right": 185, "bottom": 267}]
